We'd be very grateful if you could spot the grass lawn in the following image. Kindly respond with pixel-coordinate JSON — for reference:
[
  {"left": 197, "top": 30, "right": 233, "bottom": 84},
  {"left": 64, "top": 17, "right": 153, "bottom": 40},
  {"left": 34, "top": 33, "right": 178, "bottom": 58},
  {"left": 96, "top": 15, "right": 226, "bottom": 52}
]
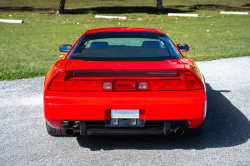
[{"left": 0, "top": 0, "right": 249, "bottom": 80}]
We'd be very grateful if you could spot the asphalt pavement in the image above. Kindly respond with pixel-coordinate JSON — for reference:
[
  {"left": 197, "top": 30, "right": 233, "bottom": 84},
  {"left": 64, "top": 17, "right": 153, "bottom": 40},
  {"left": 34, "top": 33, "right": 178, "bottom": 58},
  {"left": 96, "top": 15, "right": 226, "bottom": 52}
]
[{"left": 0, "top": 57, "right": 250, "bottom": 166}]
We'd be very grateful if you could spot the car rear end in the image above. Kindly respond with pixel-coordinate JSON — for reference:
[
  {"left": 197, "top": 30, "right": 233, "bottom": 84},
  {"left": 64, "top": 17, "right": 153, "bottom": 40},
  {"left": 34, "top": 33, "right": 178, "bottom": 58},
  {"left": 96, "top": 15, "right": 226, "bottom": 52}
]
[{"left": 44, "top": 29, "right": 206, "bottom": 136}]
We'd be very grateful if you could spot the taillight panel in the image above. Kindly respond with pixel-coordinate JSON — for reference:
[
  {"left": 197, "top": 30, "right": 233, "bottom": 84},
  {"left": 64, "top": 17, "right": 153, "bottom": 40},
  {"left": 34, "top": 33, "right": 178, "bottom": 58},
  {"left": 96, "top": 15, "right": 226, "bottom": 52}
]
[{"left": 48, "top": 70, "right": 202, "bottom": 91}]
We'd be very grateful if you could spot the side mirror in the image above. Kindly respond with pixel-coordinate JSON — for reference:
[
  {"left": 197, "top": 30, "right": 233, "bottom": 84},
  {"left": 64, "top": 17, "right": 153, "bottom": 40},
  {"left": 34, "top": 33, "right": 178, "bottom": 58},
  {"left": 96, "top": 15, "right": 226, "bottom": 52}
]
[
  {"left": 177, "top": 44, "right": 189, "bottom": 52},
  {"left": 59, "top": 44, "right": 72, "bottom": 53}
]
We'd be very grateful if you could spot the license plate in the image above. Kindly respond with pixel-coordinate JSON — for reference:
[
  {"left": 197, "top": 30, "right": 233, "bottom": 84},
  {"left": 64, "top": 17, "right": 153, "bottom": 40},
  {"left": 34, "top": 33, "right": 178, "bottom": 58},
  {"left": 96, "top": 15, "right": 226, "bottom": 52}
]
[{"left": 111, "top": 109, "right": 139, "bottom": 119}]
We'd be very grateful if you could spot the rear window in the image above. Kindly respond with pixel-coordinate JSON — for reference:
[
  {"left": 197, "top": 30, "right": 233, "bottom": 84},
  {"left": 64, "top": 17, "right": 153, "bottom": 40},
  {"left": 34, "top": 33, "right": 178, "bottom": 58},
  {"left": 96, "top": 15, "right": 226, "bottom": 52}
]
[{"left": 68, "top": 32, "right": 181, "bottom": 61}]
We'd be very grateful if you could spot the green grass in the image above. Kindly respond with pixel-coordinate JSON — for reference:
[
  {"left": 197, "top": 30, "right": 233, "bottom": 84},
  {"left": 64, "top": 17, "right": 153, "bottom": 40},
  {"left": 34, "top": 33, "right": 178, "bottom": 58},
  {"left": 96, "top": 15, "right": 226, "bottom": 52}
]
[{"left": 0, "top": 0, "right": 250, "bottom": 80}]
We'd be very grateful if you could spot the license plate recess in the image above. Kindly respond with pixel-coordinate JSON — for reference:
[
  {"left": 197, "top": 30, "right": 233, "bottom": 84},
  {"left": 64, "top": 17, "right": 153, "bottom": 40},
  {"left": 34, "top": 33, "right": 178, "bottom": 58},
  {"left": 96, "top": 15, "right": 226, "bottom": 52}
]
[{"left": 105, "top": 109, "right": 145, "bottom": 127}]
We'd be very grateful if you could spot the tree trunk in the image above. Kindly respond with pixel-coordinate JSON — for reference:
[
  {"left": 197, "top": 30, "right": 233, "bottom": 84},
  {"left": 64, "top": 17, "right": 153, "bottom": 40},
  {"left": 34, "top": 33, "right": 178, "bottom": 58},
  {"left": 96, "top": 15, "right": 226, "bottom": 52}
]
[
  {"left": 156, "top": 0, "right": 164, "bottom": 10},
  {"left": 59, "top": 0, "right": 66, "bottom": 14}
]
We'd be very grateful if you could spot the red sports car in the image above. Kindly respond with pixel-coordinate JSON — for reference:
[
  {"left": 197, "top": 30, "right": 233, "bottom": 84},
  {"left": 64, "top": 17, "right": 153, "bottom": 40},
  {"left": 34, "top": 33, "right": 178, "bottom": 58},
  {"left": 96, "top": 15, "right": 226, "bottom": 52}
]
[{"left": 44, "top": 27, "right": 206, "bottom": 136}]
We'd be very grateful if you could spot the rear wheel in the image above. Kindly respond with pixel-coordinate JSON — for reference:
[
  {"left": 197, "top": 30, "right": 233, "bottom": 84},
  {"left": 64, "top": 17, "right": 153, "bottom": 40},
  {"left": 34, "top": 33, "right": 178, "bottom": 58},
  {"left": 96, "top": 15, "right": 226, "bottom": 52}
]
[
  {"left": 186, "top": 121, "right": 204, "bottom": 135},
  {"left": 46, "top": 122, "right": 62, "bottom": 136}
]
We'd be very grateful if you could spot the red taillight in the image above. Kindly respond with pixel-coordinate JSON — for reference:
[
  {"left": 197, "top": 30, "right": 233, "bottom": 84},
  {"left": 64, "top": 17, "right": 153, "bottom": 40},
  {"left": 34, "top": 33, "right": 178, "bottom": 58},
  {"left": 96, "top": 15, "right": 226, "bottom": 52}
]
[
  {"left": 48, "top": 72, "right": 67, "bottom": 91},
  {"left": 48, "top": 71, "right": 113, "bottom": 91},
  {"left": 64, "top": 80, "right": 104, "bottom": 91},
  {"left": 137, "top": 71, "right": 202, "bottom": 91},
  {"left": 184, "top": 71, "right": 202, "bottom": 90},
  {"left": 146, "top": 80, "right": 186, "bottom": 90}
]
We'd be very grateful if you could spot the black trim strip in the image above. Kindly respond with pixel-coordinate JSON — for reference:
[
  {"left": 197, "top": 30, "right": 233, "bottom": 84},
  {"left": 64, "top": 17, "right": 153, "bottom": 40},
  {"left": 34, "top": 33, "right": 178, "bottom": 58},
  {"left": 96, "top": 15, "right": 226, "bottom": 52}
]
[{"left": 73, "top": 70, "right": 177, "bottom": 77}]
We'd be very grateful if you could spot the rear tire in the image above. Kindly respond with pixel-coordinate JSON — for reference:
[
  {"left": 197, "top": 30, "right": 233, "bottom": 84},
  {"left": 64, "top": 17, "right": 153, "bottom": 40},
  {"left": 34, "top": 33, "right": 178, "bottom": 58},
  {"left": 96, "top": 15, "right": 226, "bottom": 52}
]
[
  {"left": 186, "top": 121, "right": 204, "bottom": 135},
  {"left": 46, "top": 122, "right": 62, "bottom": 136}
]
